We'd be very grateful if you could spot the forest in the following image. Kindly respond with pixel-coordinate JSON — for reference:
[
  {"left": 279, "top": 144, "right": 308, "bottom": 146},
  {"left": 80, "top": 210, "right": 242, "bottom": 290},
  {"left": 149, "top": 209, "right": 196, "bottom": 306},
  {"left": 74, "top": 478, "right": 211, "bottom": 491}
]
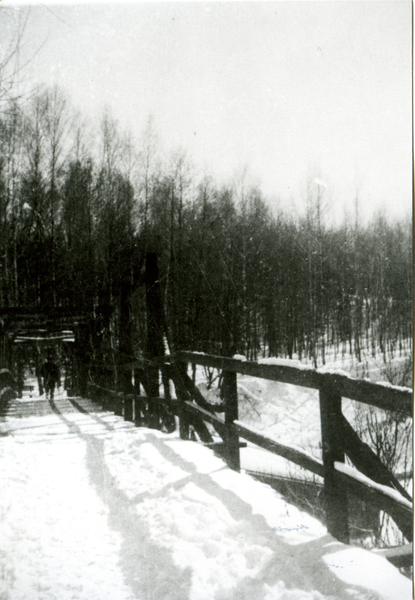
[{"left": 0, "top": 86, "right": 412, "bottom": 380}]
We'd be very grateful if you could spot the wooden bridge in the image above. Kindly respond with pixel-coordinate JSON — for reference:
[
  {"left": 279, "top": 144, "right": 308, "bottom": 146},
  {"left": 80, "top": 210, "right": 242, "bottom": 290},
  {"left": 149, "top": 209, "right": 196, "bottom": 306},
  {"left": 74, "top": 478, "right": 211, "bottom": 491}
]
[
  {"left": 0, "top": 280, "right": 412, "bottom": 570},
  {"left": 82, "top": 349, "right": 413, "bottom": 569}
]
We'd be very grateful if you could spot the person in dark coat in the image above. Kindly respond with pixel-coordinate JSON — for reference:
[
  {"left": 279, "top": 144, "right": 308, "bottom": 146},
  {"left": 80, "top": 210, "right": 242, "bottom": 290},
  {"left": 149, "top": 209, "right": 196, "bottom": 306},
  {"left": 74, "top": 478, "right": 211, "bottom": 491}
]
[{"left": 40, "top": 356, "right": 61, "bottom": 400}]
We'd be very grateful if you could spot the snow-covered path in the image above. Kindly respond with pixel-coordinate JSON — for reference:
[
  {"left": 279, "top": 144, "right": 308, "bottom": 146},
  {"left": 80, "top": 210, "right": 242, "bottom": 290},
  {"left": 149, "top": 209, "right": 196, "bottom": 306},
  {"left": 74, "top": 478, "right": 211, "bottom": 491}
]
[{"left": 0, "top": 393, "right": 411, "bottom": 600}]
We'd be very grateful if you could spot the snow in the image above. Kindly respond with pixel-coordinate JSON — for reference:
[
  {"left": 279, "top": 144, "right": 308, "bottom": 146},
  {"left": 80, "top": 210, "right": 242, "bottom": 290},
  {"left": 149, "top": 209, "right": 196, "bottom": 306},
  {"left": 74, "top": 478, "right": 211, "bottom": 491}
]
[
  {"left": 232, "top": 354, "right": 247, "bottom": 362},
  {"left": 0, "top": 389, "right": 411, "bottom": 600},
  {"left": 316, "top": 366, "right": 351, "bottom": 378},
  {"left": 322, "top": 547, "right": 410, "bottom": 599},
  {"left": 0, "top": 429, "right": 135, "bottom": 600},
  {"left": 334, "top": 462, "right": 413, "bottom": 510},
  {"left": 258, "top": 358, "right": 312, "bottom": 370}
]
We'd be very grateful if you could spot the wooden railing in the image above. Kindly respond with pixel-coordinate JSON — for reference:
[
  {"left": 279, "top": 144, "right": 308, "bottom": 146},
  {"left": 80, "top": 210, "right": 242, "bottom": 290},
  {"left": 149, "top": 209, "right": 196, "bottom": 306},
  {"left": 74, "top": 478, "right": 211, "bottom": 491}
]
[{"left": 87, "top": 351, "right": 413, "bottom": 565}]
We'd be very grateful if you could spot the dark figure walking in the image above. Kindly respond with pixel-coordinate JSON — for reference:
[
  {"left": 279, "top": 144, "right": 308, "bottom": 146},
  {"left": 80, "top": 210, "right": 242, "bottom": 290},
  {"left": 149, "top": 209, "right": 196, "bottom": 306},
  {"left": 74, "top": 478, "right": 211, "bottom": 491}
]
[{"left": 40, "top": 357, "right": 61, "bottom": 400}]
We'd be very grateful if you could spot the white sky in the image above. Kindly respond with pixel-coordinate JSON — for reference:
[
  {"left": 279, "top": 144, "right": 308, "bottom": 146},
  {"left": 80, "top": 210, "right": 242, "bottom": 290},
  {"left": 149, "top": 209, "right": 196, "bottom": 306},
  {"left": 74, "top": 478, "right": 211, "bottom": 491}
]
[{"left": 1, "top": 1, "right": 413, "bottom": 223}]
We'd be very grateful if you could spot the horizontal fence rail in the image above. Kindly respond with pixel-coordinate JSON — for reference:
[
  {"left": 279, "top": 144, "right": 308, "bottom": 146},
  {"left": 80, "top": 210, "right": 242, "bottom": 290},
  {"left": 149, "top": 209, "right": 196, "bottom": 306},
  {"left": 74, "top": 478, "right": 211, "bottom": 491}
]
[
  {"left": 174, "top": 352, "right": 413, "bottom": 417},
  {"left": 87, "top": 350, "right": 413, "bottom": 564}
]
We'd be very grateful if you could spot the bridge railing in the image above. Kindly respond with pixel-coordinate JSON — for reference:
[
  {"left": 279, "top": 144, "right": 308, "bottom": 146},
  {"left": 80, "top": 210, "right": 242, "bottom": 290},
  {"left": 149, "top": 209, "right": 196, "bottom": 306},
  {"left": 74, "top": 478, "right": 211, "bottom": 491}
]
[{"left": 87, "top": 350, "right": 413, "bottom": 563}]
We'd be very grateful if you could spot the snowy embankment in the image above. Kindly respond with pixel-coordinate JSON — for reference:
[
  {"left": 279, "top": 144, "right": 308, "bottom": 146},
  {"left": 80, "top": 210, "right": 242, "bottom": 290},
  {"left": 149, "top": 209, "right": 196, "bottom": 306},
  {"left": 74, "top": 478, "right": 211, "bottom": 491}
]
[{"left": 0, "top": 392, "right": 411, "bottom": 600}]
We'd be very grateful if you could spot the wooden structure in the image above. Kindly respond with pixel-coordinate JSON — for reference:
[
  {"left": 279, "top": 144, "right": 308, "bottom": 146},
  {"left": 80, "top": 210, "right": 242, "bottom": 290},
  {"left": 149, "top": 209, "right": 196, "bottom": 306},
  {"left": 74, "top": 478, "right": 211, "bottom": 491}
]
[
  {"left": 0, "top": 307, "right": 92, "bottom": 395},
  {"left": 87, "top": 350, "right": 413, "bottom": 568}
]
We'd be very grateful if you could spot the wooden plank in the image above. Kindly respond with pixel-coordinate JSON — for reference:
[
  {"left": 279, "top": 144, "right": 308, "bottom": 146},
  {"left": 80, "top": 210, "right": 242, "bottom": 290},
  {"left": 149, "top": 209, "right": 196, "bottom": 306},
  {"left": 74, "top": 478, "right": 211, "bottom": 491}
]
[
  {"left": 341, "top": 413, "right": 413, "bottom": 502},
  {"left": 204, "top": 441, "right": 247, "bottom": 462},
  {"left": 114, "top": 392, "right": 124, "bottom": 417},
  {"left": 134, "top": 395, "right": 145, "bottom": 425},
  {"left": 170, "top": 363, "right": 191, "bottom": 440},
  {"left": 105, "top": 352, "right": 411, "bottom": 416},
  {"left": 89, "top": 383, "right": 174, "bottom": 408},
  {"left": 232, "top": 421, "right": 325, "bottom": 477},
  {"left": 183, "top": 401, "right": 227, "bottom": 436},
  {"left": 137, "top": 396, "right": 180, "bottom": 430},
  {"left": 174, "top": 352, "right": 412, "bottom": 416},
  {"left": 330, "top": 374, "right": 412, "bottom": 418},
  {"left": 168, "top": 364, "right": 213, "bottom": 443},
  {"left": 179, "top": 370, "right": 225, "bottom": 413},
  {"left": 134, "top": 395, "right": 212, "bottom": 441},
  {"left": 373, "top": 543, "right": 413, "bottom": 568},
  {"left": 175, "top": 351, "right": 320, "bottom": 389},
  {"left": 145, "top": 252, "right": 166, "bottom": 430},
  {"left": 124, "top": 393, "right": 134, "bottom": 422},
  {"left": 205, "top": 442, "right": 247, "bottom": 449},
  {"left": 176, "top": 391, "right": 325, "bottom": 484},
  {"left": 320, "top": 382, "right": 349, "bottom": 544},
  {"left": 180, "top": 400, "right": 324, "bottom": 476},
  {"left": 335, "top": 468, "right": 413, "bottom": 542},
  {"left": 222, "top": 370, "right": 241, "bottom": 472},
  {"left": 188, "top": 413, "right": 214, "bottom": 444}
]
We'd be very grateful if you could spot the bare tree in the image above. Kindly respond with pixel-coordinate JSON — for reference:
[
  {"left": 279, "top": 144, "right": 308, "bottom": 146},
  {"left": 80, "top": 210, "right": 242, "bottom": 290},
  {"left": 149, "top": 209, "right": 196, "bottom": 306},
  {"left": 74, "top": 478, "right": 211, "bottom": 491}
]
[
  {"left": 0, "top": 7, "right": 41, "bottom": 112},
  {"left": 138, "top": 116, "right": 159, "bottom": 237}
]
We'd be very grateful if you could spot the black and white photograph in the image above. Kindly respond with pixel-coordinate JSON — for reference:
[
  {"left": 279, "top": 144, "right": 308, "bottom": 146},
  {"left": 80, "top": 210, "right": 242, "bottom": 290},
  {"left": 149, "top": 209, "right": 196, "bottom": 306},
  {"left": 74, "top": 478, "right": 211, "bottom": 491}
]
[{"left": 0, "top": 1, "right": 412, "bottom": 598}]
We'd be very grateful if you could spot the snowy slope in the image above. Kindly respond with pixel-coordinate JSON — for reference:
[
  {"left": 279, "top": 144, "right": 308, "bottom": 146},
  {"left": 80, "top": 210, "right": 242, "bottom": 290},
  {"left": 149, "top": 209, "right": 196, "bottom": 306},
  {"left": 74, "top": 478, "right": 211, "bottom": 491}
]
[{"left": 0, "top": 393, "right": 411, "bottom": 600}]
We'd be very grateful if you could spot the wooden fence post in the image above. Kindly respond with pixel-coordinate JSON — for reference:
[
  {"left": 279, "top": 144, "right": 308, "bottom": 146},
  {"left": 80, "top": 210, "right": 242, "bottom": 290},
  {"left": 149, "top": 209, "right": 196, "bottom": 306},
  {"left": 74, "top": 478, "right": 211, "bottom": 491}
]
[
  {"left": 222, "top": 370, "right": 240, "bottom": 472},
  {"left": 145, "top": 252, "right": 166, "bottom": 430},
  {"left": 146, "top": 366, "right": 160, "bottom": 429},
  {"left": 319, "top": 379, "right": 349, "bottom": 544},
  {"left": 175, "top": 362, "right": 190, "bottom": 440},
  {"left": 124, "top": 393, "right": 134, "bottom": 422},
  {"left": 119, "top": 280, "right": 134, "bottom": 394},
  {"left": 101, "top": 387, "right": 108, "bottom": 411},
  {"left": 74, "top": 324, "right": 90, "bottom": 397},
  {"left": 115, "top": 392, "right": 124, "bottom": 417}
]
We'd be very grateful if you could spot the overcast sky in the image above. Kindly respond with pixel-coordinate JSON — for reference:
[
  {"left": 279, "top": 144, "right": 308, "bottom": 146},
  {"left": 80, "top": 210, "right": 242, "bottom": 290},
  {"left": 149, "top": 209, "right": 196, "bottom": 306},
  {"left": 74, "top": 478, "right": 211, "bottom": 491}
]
[{"left": 2, "top": 1, "right": 413, "bottom": 223}]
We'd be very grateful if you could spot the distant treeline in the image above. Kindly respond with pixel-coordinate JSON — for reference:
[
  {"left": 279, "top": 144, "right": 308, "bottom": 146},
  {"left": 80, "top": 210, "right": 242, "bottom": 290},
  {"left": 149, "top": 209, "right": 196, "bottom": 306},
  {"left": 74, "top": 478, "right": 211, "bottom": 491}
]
[{"left": 0, "top": 88, "right": 412, "bottom": 367}]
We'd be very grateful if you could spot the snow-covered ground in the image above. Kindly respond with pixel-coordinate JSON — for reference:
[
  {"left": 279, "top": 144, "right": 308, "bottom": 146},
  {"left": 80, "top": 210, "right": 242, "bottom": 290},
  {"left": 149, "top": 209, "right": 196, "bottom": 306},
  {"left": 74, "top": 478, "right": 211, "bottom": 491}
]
[{"left": 0, "top": 388, "right": 411, "bottom": 600}]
